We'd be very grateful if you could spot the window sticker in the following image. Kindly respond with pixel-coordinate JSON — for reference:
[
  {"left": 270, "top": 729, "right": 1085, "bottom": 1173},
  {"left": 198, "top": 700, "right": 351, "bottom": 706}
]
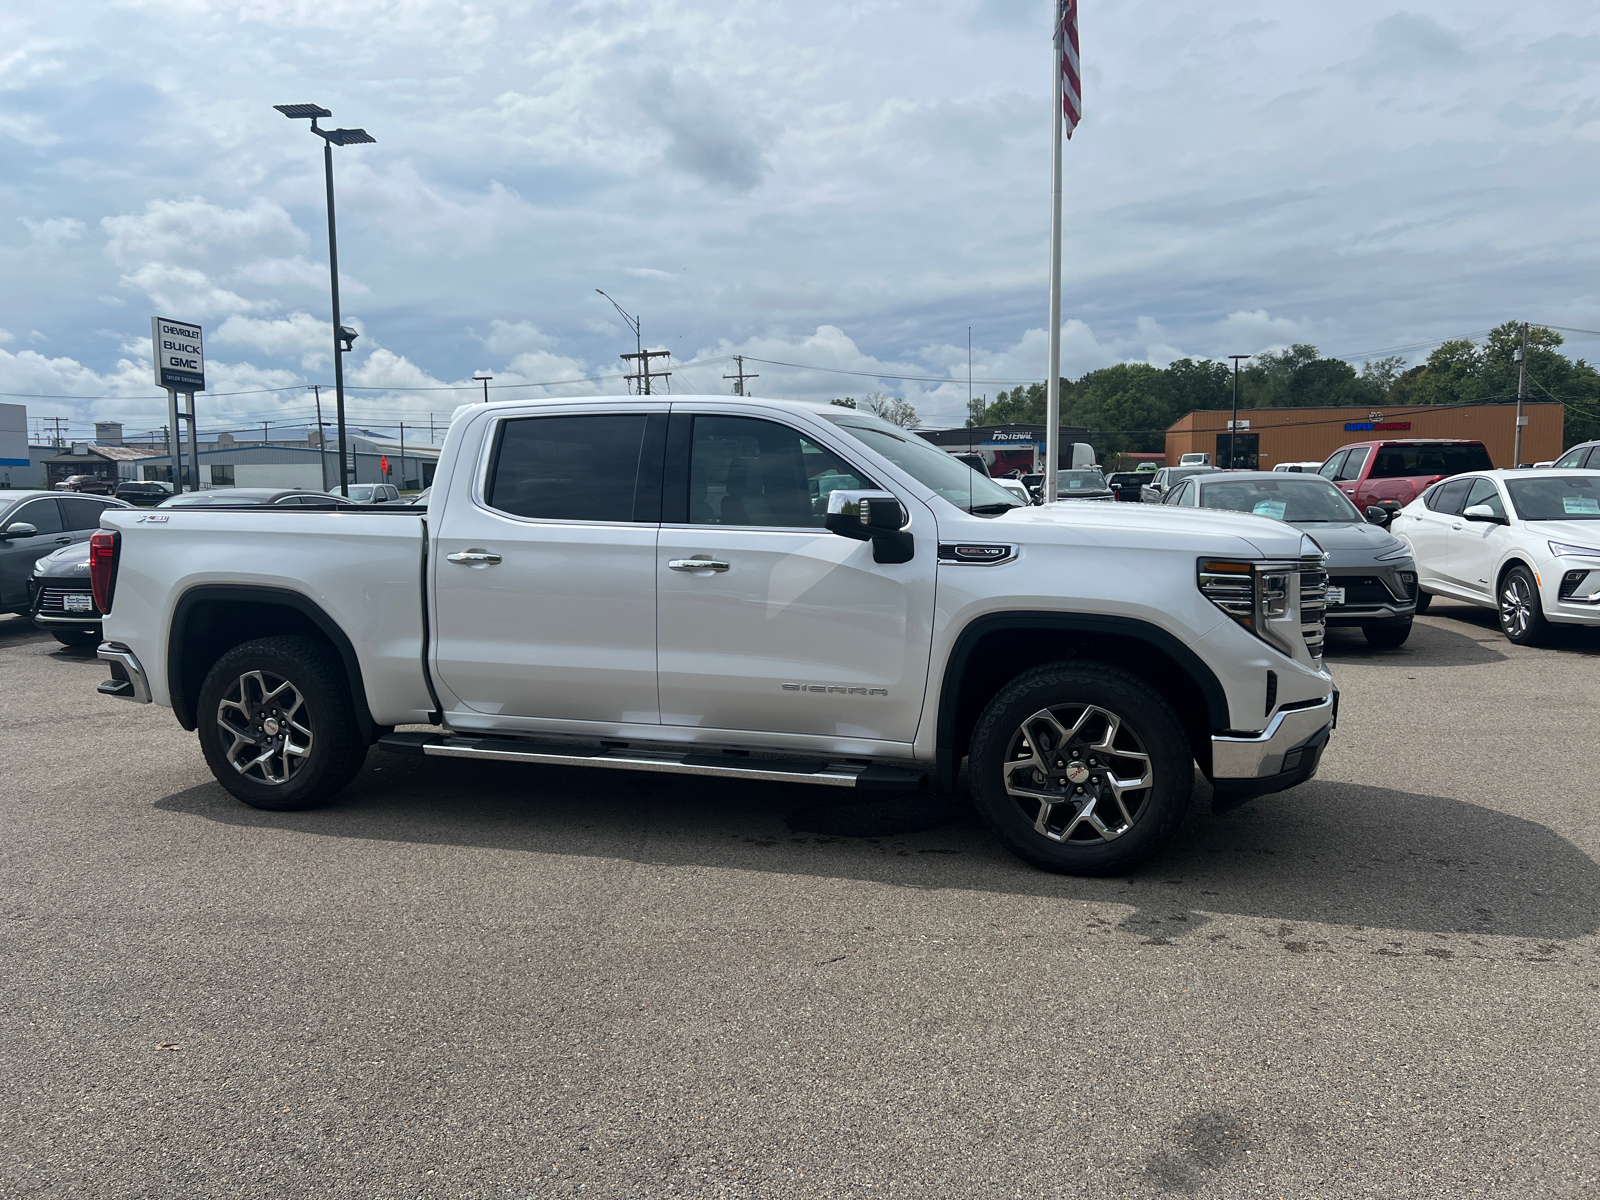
[
  {"left": 1563, "top": 496, "right": 1600, "bottom": 515},
  {"left": 1252, "top": 500, "right": 1287, "bottom": 519}
]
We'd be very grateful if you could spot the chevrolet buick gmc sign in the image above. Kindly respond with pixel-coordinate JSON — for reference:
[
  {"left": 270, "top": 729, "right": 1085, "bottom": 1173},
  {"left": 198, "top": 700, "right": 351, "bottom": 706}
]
[{"left": 151, "top": 316, "right": 205, "bottom": 392}]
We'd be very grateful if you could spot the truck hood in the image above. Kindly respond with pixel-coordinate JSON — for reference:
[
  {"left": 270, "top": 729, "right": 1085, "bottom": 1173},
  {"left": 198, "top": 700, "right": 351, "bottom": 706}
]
[
  {"left": 1287, "top": 519, "right": 1408, "bottom": 568},
  {"left": 989, "top": 499, "right": 1313, "bottom": 560}
]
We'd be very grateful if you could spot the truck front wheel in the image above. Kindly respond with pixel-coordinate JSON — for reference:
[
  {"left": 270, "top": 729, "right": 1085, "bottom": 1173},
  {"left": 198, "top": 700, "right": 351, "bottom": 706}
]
[
  {"left": 968, "top": 663, "right": 1192, "bottom": 875},
  {"left": 196, "top": 635, "right": 368, "bottom": 811}
]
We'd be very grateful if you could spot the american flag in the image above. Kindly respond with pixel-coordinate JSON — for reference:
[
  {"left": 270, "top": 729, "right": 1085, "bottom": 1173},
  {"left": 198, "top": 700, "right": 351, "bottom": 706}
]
[{"left": 1058, "top": 0, "right": 1081, "bottom": 138}]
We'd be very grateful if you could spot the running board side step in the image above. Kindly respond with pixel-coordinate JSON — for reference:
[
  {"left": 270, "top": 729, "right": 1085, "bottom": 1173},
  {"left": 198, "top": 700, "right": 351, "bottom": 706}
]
[{"left": 376, "top": 731, "right": 926, "bottom": 792}]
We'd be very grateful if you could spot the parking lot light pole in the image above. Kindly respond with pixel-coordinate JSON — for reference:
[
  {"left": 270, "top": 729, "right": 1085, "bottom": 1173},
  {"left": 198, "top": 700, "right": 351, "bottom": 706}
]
[
  {"left": 274, "top": 103, "right": 375, "bottom": 496},
  {"left": 595, "top": 289, "right": 646, "bottom": 393},
  {"left": 1227, "top": 354, "right": 1251, "bottom": 469}
]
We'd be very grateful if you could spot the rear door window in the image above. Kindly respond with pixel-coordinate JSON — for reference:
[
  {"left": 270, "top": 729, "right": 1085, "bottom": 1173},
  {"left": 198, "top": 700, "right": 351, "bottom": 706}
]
[
  {"left": 1426, "top": 478, "right": 1473, "bottom": 515},
  {"left": 486, "top": 413, "right": 651, "bottom": 523},
  {"left": 59, "top": 496, "right": 115, "bottom": 530}
]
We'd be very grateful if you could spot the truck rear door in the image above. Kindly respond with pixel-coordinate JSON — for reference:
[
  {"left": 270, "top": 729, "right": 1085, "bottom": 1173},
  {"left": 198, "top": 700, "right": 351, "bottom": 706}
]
[{"left": 430, "top": 405, "right": 666, "bottom": 724}]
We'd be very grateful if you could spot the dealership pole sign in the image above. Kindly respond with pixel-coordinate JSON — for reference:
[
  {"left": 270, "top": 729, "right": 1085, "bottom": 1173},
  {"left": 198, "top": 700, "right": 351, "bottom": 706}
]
[{"left": 151, "top": 316, "right": 206, "bottom": 392}]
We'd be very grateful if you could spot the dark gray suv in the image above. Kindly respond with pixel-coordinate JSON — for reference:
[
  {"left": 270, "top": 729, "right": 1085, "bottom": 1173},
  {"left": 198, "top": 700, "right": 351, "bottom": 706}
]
[{"left": 0, "top": 491, "right": 131, "bottom": 619}]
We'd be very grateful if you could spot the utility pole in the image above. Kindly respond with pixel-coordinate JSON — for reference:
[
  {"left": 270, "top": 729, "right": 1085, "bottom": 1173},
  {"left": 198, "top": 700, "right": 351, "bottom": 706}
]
[
  {"left": 723, "top": 354, "right": 758, "bottom": 396},
  {"left": 1227, "top": 354, "right": 1251, "bottom": 468},
  {"left": 49, "top": 417, "right": 67, "bottom": 448},
  {"left": 399, "top": 422, "right": 406, "bottom": 491},
  {"left": 1515, "top": 322, "right": 1528, "bottom": 467},
  {"left": 429, "top": 413, "right": 436, "bottom": 443},
  {"left": 310, "top": 385, "right": 329, "bottom": 491},
  {"left": 262, "top": 421, "right": 270, "bottom": 445},
  {"left": 621, "top": 349, "right": 671, "bottom": 395},
  {"left": 474, "top": 373, "right": 493, "bottom": 403}
]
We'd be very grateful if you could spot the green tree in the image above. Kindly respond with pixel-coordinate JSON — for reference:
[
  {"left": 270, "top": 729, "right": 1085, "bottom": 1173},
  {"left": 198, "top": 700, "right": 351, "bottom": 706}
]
[{"left": 862, "top": 391, "right": 920, "bottom": 428}]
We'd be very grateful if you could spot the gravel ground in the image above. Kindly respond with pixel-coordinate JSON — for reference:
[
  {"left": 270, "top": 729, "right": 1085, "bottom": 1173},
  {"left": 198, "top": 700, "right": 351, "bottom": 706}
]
[{"left": 1, "top": 602, "right": 1597, "bottom": 1199}]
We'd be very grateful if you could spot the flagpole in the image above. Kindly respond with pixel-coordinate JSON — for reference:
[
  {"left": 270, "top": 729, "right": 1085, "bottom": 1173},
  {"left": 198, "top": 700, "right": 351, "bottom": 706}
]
[{"left": 1044, "top": 0, "right": 1065, "bottom": 503}]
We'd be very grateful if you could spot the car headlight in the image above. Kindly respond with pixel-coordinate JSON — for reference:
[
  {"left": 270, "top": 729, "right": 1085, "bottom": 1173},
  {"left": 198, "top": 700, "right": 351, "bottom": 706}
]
[
  {"left": 1374, "top": 545, "right": 1412, "bottom": 561},
  {"left": 1198, "top": 558, "right": 1303, "bottom": 657},
  {"left": 34, "top": 557, "right": 51, "bottom": 573},
  {"left": 1548, "top": 540, "right": 1600, "bottom": 558}
]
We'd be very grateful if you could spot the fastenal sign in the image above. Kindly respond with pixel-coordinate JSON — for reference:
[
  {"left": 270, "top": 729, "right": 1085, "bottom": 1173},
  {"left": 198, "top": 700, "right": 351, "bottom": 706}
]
[{"left": 151, "top": 317, "right": 205, "bottom": 392}]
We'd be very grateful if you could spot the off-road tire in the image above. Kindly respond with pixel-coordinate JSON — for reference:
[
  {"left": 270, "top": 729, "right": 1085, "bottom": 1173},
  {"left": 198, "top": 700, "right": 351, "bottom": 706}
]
[
  {"left": 50, "top": 627, "right": 101, "bottom": 649},
  {"left": 968, "top": 662, "right": 1192, "bottom": 876},
  {"left": 196, "top": 635, "right": 368, "bottom": 811},
  {"left": 1362, "top": 620, "right": 1412, "bottom": 649}
]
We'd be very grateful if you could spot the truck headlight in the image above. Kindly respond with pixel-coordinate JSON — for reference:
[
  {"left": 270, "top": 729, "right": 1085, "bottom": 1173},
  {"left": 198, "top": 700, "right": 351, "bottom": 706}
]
[{"left": 1199, "top": 557, "right": 1318, "bottom": 660}]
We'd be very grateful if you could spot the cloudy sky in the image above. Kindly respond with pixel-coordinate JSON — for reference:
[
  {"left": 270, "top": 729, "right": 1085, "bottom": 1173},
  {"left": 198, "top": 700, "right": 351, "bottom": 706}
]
[{"left": 4, "top": 0, "right": 1599, "bottom": 442}]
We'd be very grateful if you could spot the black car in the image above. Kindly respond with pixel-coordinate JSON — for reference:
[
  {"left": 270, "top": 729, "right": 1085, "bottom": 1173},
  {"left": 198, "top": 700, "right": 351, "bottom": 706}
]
[
  {"left": 1104, "top": 472, "right": 1145, "bottom": 502},
  {"left": 1, "top": 490, "right": 130, "bottom": 620},
  {"left": 156, "top": 488, "right": 355, "bottom": 507},
  {"left": 114, "top": 481, "right": 173, "bottom": 507},
  {"left": 29, "top": 540, "right": 101, "bottom": 648}
]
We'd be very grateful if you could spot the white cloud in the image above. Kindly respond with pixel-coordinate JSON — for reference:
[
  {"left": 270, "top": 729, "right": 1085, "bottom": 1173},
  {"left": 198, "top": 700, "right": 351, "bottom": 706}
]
[
  {"left": 214, "top": 311, "right": 330, "bottom": 368},
  {"left": 102, "top": 197, "right": 302, "bottom": 269},
  {"left": 229, "top": 256, "right": 370, "bottom": 296},
  {"left": 477, "top": 319, "right": 556, "bottom": 357},
  {"left": 20, "top": 217, "right": 85, "bottom": 246},
  {"left": 119, "top": 263, "right": 269, "bottom": 318}
]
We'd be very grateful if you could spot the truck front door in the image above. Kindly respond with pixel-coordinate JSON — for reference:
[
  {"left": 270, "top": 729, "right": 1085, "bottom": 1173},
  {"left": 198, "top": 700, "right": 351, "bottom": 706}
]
[
  {"left": 655, "top": 411, "right": 936, "bottom": 745},
  {"left": 430, "top": 407, "right": 666, "bottom": 725}
]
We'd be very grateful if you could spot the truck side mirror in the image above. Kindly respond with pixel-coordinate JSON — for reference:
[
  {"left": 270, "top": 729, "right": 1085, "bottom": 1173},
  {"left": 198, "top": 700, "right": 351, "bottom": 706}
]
[{"left": 825, "top": 490, "right": 914, "bottom": 564}]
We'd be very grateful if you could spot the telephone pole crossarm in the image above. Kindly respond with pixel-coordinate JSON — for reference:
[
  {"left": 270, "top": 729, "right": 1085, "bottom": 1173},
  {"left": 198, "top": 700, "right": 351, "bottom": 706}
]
[
  {"left": 620, "top": 349, "right": 671, "bottom": 395},
  {"left": 723, "top": 354, "right": 758, "bottom": 397}
]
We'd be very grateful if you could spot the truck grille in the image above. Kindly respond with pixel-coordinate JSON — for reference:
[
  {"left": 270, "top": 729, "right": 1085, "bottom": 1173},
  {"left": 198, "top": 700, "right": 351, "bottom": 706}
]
[
  {"left": 1300, "top": 555, "right": 1327, "bottom": 659},
  {"left": 36, "top": 586, "right": 99, "bottom": 617}
]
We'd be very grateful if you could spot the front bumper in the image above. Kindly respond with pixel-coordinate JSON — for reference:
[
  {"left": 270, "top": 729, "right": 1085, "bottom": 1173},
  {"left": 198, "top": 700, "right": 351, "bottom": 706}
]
[
  {"left": 97, "top": 642, "right": 152, "bottom": 704},
  {"left": 1209, "top": 691, "right": 1336, "bottom": 811},
  {"left": 1324, "top": 567, "right": 1416, "bottom": 626}
]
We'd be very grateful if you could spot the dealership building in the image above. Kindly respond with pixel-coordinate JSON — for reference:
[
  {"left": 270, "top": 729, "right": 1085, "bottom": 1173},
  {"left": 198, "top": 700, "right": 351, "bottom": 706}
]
[{"left": 1164, "top": 402, "right": 1564, "bottom": 471}]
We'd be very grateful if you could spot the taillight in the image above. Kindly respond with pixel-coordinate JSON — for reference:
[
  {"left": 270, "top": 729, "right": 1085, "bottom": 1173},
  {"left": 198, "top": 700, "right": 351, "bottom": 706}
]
[{"left": 89, "top": 530, "right": 120, "bottom": 614}]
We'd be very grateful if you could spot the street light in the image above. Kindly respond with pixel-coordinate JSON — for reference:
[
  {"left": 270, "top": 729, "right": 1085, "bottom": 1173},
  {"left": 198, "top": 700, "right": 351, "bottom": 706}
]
[
  {"left": 473, "top": 372, "right": 493, "bottom": 403},
  {"left": 595, "top": 288, "right": 649, "bottom": 394},
  {"left": 274, "top": 102, "right": 376, "bottom": 496}
]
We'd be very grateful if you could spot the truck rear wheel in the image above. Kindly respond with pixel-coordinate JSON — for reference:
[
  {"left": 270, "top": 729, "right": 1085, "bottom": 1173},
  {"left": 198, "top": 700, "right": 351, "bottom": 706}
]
[
  {"left": 196, "top": 635, "right": 368, "bottom": 811},
  {"left": 968, "top": 662, "right": 1192, "bottom": 875}
]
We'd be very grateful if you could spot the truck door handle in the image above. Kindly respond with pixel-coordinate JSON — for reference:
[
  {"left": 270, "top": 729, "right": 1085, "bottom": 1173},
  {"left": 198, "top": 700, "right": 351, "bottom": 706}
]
[
  {"left": 669, "top": 558, "right": 730, "bottom": 573},
  {"left": 446, "top": 549, "right": 501, "bottom": 566}
]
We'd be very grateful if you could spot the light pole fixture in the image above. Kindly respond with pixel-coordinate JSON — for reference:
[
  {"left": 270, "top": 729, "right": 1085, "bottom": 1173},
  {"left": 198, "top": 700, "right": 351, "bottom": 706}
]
[
  {"left": 1226, "top": 354, "right": 1252, "bottom": 469},
  {"left": 274, "top": 102, "right": 376, "bottom": 496},
  {"left": 473, "top": 372, "right": 493, "bottom": 404},
  {"left": 595, "top": 288, "right": 648, "bottom": 394}
]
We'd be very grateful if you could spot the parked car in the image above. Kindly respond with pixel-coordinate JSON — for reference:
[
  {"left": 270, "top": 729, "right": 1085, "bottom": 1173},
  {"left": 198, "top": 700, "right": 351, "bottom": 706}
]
[
  {"left": 948, "top": 453, "right": 989, "bottom": 478},
  {"left": 1392, "top": 468, "right": 1600, "bottom": 645},
  {"left": 92, "top": 395, "right": 1335, "bottom": 877},
  {"left": 57, "top": 474, "right": 116, "bottom": 495},
  {"left": 1164, "top": 470, "right": 1417, "bottom": 647},
  {"left": 158, "top": 489, "right": 355, "bottom": 508},
  {"left": 29, "top": 541, "right": 102, "bottom": 647},
  {"left": 1054, "top": 469, "right": 1115, "bottom": 501},
  {"left": 1104, "top": 472, "right": 1146, "bottom": 502},
  {"left": 1317, "top": 439, "right": 1492, "bottom": 513},
  {"left": 409, "top": 487, "right": 431, "bottom": 506},
  {"left": 1545, "top": 441, "right": 1600, "bottom": 470},
  {"left": 1179, "top": 453, "right": 1211, "bottom": 466},
  {"left": 114, "top": 481, "right": 173, "bottom": 507},
  {"left": 1, "top": 491, "right": 131, "bottom": 620},
  {"left": 1272, "top": 462, "right": 1324, "bottom": 474},
  {"left": 1141, "top": 465, "right": 1219, "bottom": 504},
  {"left": 336, "top": 483, "right": 402, "bottom": 503},
  {"left": 1135, "top": 462, "right": 1158, "bottom": 473},
  {"left": 993, "top": 477, "right": 1033, "bottom": 506}
]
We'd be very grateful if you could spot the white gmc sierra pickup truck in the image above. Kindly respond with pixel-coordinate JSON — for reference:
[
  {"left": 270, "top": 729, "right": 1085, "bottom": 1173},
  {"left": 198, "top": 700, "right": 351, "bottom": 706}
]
[{"left": 91, "top": 396, "right": 1336, "bottom": 874}]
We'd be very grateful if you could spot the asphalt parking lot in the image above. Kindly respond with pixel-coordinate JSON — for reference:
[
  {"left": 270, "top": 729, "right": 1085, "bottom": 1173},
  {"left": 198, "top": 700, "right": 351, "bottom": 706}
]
[{"left": 2, "top": 604, "right": 1597, "bottom": 1199}]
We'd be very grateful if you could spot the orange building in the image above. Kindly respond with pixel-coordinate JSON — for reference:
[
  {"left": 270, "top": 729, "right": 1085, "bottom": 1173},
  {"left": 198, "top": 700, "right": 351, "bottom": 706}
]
[{"left": 1164, "top": 402, "right": 1564, "bottom": 470}]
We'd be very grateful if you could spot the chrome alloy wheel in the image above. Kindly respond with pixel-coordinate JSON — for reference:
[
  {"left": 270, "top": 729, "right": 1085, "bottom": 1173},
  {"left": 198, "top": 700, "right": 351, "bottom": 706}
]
[
  {"left": 1500, "top": 574, "right": 1533, "bottom": 638},
  {"left": 216, "top": 670, "right": 313, "bottom": 785},
  {"left": 1002, "top": 704, "right": 1154, "bottom": 844}
]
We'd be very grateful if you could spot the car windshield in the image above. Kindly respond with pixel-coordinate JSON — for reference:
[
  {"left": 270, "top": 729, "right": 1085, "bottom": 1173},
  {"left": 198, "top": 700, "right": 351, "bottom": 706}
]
[
  {"left": 1197, "top": 476, "right": 1363, "bottom": 523},
  {"left": 1367, "top": 444, "right": 1492, "bottom": 478},
  {"left": 1057, "top": 470, "right": 1106, "bottom": 491},
  {"left": 343, "top": 485, "right": 378, "bottom": 501},
  {"left": 1506, "top": 474, "right": 1600, "bottom": 521},
  {"left": 825, "top": 415, "right": 1023, "bottom": 512}
]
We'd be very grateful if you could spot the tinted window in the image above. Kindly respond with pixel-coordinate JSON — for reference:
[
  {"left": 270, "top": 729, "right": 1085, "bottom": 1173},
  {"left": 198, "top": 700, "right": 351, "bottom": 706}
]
[
  {"left": 1463, "top": 477, "right": 1505, "bottom": 518},
  {"left": 1506, "top": 475, "right": 1600, "bottom": 521},
  {"left": 488, "top": 414, "right": 647, "bottom": 523},
  {"left": 1335, "top": 446, "right": 1370, "bottom": 481},
  {"left": 60, "top": 496, "right": 115, "bottom": 530},
  {"left": 1586, "top": 447, "right": 1600, "bottom": 469},
  {"left": 1554, "top": 447, "right": 1588, "bottom": 468},
  {"left": 1163, "top": 481, "right": 1189, "bottom": 506},
  {"left": 690, "top": 416, "right": 869, "bottom": 527},
  {"left": 1196, "top": 477, "right": 1362, "bottom": 523},
  {"left": 1369, "top": 444, "right": 1492, "bottom": 479},
  {"left": 1426, "top": 478, "right": 1472, "bottom": 515},
  {"left": 1318, "top": 451, "right": 1348, "bottom": 480},
  {"left": 823, "top": 415, "right": 1017, "bottom": 511},
  {"left": 8, "top": 498, "right": 64, "bottom": 534},
  {"left": 1057, "top": 470, "right": 1106, "bottom": 492}
]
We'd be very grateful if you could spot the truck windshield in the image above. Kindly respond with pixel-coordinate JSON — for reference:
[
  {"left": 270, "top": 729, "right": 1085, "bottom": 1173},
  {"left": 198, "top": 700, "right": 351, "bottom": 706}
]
[
  {"left": 1506, "top": 474, "right": 1600, "bottom": 521},
  {"left": 825, "top": 415, "right": 1023, "bottom": 513},
  {"left": 1057, "top": 470, "right": 1106, "bottom": 492}
]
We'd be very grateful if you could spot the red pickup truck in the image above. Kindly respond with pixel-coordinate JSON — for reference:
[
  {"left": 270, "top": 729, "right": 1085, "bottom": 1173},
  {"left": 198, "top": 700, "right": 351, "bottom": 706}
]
[{"left": 1317, "top": 439, "right": 1492, "bottom": 511}]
